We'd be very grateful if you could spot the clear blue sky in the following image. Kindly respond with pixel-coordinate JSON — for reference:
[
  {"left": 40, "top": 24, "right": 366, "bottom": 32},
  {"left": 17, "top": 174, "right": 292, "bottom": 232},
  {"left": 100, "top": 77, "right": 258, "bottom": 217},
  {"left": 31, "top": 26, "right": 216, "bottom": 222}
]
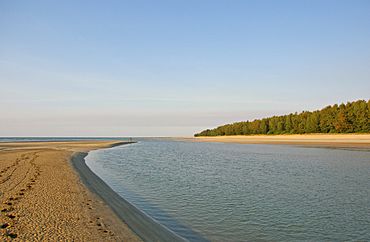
[{"left": 1, "top": 0, "right": 369, "bottom": 136}]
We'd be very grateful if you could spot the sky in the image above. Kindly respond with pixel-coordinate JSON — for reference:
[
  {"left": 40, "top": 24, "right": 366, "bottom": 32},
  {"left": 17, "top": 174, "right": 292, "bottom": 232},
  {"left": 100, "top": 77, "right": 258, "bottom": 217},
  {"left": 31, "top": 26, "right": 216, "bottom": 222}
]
[{"left": 1, "top": 0, "right": 370, "bottom": 137}]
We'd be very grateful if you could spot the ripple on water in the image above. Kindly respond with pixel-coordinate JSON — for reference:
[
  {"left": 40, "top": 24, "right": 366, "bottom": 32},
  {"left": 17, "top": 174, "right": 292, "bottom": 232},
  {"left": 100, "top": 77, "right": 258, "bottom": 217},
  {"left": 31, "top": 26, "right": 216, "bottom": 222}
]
[{"left": 86, "top": 140, "right": 370, "bottom": 241}]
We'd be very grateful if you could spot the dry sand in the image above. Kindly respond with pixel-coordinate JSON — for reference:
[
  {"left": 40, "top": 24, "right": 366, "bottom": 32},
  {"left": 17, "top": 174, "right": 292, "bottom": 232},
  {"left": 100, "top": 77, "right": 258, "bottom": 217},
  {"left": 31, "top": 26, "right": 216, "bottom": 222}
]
[
  {"left": 0, "top": 140, "right": 142, "bottom": 241},
  {"left": 193, "top": 134, "right": 370, "bottom": 150}
]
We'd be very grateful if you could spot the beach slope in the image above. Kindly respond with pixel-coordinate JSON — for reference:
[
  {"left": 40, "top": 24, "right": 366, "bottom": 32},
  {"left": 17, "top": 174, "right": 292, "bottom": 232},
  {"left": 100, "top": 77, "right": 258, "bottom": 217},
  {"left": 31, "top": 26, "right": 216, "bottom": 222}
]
[
  {"left": 193, "top": 134, "right": 370, "bottom": 150},
  {"left": 0, "top": 140, "right": 141, "bottom": 241}
]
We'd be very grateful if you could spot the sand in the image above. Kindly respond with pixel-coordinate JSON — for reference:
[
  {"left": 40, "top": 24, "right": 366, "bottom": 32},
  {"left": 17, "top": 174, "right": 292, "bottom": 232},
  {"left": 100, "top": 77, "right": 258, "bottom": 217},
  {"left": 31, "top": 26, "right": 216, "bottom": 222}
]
[
  {"left": 193, "top": 134, "right": 370, "bottom": 150},
  {"left": 0, "top": 140, "right": 142, "bottom": 241}
]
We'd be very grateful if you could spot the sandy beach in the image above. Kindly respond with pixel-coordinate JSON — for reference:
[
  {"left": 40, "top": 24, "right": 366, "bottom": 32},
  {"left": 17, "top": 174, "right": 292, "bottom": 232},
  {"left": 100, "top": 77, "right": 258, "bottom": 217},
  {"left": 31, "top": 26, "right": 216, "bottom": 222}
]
[
  {"left": 193, "top": 134, "right": 370, "bottom": 150},
  {"left": 0, "top": 140, "right": 142, "bottom": 241}
]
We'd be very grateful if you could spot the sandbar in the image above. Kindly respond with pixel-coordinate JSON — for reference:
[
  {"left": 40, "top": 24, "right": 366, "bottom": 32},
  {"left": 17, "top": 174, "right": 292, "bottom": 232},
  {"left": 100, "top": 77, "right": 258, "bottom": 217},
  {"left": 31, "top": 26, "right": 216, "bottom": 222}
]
[
  {"left": 192, "top": 134, "right": 370, "bottom": 150},
  {"left": 0, "top": 140, "right": 142, "bottom": 241}
]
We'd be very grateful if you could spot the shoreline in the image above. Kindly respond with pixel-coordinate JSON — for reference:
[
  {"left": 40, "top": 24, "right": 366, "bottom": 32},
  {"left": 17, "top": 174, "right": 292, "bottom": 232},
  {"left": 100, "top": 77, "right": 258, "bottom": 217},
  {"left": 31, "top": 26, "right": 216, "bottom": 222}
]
[
  {"left": 0, "top": 140, "right": 192, "bottom": 241},
  {"left": 71, "top": 149, "right": 187, "bottom": 242},
  {"left": 0, "top": 140, "right": 142, "bottom": 241},
  {"left": 190, "top": 134, "right": 370, "bottom": 151}
]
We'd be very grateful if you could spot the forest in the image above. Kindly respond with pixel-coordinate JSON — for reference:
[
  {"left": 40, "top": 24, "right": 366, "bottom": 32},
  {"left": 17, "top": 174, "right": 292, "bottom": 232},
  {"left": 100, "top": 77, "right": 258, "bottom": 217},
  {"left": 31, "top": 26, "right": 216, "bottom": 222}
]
[{"left": 194, "top": 100, "right": 370, "bottom": 136}]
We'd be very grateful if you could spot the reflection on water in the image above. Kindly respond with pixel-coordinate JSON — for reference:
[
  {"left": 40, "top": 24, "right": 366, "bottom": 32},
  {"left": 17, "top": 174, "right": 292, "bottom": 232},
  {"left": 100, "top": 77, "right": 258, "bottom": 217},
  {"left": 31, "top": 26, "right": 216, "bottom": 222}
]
[{"left": 86, "top": 140, "right": 370, "bottom": 241}]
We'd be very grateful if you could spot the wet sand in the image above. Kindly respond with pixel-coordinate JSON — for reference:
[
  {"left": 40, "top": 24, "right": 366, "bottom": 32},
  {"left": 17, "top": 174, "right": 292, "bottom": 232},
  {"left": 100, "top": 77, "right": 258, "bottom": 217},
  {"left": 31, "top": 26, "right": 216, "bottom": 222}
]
[
  {"left": 72, "top": 152, "right": 187, "bottom": 242},
  {"left": 193, "top": 134, "right": 370, "bottom": 150},
  {"left": 0, "top": 140, "right": 142, "bottom": 241}
]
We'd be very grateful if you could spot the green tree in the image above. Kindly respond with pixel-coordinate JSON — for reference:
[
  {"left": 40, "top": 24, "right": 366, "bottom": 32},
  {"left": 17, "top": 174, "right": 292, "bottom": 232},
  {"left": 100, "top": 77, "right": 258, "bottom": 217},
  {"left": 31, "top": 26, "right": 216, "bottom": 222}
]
[{"left": 194, "top": 99, "right": 370, "bottom": 136}]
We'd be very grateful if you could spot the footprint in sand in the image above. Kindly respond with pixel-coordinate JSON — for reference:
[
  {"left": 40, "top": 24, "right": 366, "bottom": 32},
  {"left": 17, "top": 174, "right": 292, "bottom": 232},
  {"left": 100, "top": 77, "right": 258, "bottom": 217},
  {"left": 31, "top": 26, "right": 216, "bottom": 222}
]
[
  {"left": 5, "top": 232, "right": 17, "bottom": 238},
  {"left": 0, "top": 223, "right": 10, "bottom": 228}
]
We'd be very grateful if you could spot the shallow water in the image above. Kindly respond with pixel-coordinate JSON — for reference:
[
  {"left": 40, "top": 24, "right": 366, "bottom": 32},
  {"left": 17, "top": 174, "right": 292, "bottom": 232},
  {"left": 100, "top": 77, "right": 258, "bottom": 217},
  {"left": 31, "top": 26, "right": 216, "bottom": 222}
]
[
  {"left": 0, "top": 137, "right": 131, "bottom": 142},
  {"left": 86, "top": 140, "right": 370, "bottom": 241}
]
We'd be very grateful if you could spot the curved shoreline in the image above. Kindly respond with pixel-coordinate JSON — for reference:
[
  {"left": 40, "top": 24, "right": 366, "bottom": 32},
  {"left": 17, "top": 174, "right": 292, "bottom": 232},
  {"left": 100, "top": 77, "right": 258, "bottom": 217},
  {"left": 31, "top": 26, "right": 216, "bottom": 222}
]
[
  {"left": 0, "top": 140, "right": 143, "bottom": 240},
  {"left": 71, "top": 149, "right": 188, "bottom": 242}
]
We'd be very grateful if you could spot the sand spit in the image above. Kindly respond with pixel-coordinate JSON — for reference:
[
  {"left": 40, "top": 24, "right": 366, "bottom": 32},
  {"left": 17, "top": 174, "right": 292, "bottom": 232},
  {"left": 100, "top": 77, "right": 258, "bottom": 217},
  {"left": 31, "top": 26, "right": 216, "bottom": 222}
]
[
  {"left": 192, "top": 134, "right": 370, "bottom": 150},
  {"left": 0, "top": 140, "right": 141, "bottom": 241}
]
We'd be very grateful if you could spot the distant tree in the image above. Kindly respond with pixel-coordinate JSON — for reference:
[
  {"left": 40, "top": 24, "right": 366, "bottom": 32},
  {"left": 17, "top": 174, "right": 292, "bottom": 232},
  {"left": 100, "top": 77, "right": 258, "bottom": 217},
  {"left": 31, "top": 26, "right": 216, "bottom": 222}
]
[
  {"left": 306, "top": 111, "right": 320, "bottom": 133},
  {"left": 260, "top": 119, "right": 269, "bottom": 134},
  {"left": 285, "top": 114, "right": 293, "bottom": 133},
  {"left": 194, "top": 99, "right": 370, "bottom": 136},
  {"left": 334, "top": 104, "right": 350, "bottom": 133},
  {"left": 352, "top": 100, "right": 368, "bottom": 132}
]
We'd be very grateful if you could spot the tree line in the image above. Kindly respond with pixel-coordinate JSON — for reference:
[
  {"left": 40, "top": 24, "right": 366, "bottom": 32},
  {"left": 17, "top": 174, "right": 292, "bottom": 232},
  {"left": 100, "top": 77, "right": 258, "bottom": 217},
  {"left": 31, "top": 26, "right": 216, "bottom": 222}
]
[{"left": 194, "top": 99, "right": 370, "bottom": 136}]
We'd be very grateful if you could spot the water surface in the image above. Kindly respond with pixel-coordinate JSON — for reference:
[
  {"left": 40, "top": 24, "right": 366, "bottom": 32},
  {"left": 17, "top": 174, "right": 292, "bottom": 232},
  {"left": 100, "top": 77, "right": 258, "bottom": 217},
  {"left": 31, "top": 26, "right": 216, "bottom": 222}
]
[
  {"left": 86, "top": 140, "right": 370, "bottom": 241},
  {"left": 0, "top": 137, "right": 130, "bottom": 142}
]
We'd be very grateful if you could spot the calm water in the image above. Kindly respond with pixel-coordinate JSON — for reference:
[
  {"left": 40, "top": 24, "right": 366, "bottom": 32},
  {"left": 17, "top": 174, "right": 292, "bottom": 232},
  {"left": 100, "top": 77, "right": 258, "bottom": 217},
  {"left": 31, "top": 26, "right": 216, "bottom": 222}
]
[
  {"left": 85, "top": 140, "right": 370, "bottom": 241},
  {"left": 0, "top": 137, "right": 131, "bottom": 142}
]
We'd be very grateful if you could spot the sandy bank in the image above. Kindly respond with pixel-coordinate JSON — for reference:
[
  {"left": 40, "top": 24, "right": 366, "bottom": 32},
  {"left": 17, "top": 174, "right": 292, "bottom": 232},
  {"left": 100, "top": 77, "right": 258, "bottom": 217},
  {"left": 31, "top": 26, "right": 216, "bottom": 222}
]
[
  {"left": 0, "top": 140, "right": 141, "bottom": 241},
  {"left": 72, "top": 152, "right": 187, "bottom": 242},
  {"left": 192, "top": 134, "right": 370, "bottom": 150}
]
